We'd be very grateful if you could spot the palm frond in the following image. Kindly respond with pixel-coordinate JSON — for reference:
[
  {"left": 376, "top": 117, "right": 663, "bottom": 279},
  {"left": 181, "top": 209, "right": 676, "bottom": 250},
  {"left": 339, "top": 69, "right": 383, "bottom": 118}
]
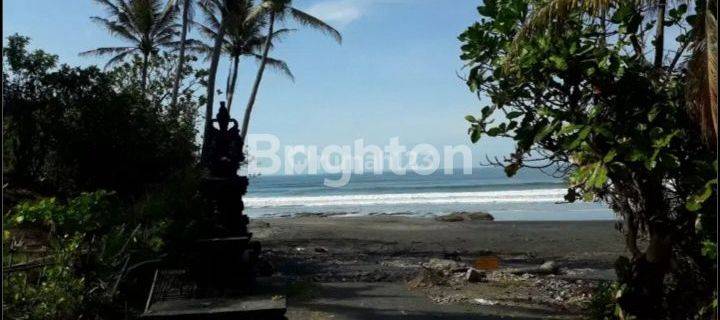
[
  {"left": 90, "top": 16, "right": 142, "bottom": 43},
  {"left": 271, "top": 28, "right": 296, "bottom": 42},
  {"left": 501, "top": 0, "right": 619, "bottom": 72},
  {"left": 246, "top": 3, "right": 268, "bottom": 24},
  {"left": 79, "top": 47, "right": 137, "bottom": 69},
  {"left": 251, "top": 53, "right": 294, "bottom": 81},
  {"left": 154, "top": 0, "right": 179, "bottom": 35},
  {"left": 88, "top": 0, "right": 181, "bottom": 70},
  {"left": 103, "top": 48, "right": 138, "bottom": 68},
  {"left": 198, "top": 0, "right": 223, "bottom": 32},
  {"left": 93, "top": 0, "right": 123, "bottom": 16},
  {"left": 289, "top": 7, "right": 342, "bottom": 44},
  {"left": 686, "top": 5, "right": 718, "bottom": 147},
  {"left": 79, "top": 46, "right": 136, "bottom": 57},
  {"left": 165, "top": 38, "right": 207, "bottom": 51}
]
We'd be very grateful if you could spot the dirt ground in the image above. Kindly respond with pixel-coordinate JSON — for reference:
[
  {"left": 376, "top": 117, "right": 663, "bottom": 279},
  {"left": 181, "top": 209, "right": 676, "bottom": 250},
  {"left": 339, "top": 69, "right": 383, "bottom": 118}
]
[{"left": 250, "top": 216, "right": 626, "bottom": 319}]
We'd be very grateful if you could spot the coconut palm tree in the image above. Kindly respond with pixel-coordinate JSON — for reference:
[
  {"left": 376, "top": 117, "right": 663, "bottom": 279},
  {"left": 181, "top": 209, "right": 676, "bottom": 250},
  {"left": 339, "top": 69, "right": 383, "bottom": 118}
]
[
  {"left": 194, "top": 0, "right": 294, "bottom": 111},
  {"left": 81, "top": 0, "right": 180, "bottom": 92},
  {"left": 239, "top": 0, "right": 342, "bottom": 145},
  {"left": 686, "top": 0, "right": 717, "bottom": 147},
  {"left": 170, "top": 0, "right": 194, "bottom": 110},
  {"left": 199, "top": 0, "right": 238, "bottom": 162},
  {"left": 508, "top": 0, "right": 717, "bottom": 146}
]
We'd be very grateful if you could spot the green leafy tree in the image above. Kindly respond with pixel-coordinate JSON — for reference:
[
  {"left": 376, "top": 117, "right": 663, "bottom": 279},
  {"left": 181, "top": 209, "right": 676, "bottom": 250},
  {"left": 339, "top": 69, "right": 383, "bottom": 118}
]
[
  {"left": 510, "top": 0, "right": 717, "bottom": 146},
  {"left": 81, "top": 0, "right": 180, "bottom": 91},
  {"left": 460, "top": 0, "right": 716, "bottom": 318},
  {"left": 4, "top": 35, "right": 199, "bottom": 197}
]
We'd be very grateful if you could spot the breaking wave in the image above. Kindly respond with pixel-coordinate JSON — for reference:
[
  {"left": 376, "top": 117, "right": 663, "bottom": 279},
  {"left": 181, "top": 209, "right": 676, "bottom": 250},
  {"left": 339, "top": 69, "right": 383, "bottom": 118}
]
[{"left": 244, "top": 188, "right": 568, "bottom": 208}]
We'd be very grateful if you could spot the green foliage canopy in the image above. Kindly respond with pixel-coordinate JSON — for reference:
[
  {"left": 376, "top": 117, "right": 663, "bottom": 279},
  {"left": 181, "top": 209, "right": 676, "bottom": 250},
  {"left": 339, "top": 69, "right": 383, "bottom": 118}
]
[{"left": 3, "top": 34, "right": 202, "bottom": 198}]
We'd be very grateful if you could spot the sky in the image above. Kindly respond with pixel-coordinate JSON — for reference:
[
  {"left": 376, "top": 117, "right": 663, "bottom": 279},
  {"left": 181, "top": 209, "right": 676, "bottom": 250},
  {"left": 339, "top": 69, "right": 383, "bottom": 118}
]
[{"left": 3, "top": 0, "right": 515, "bottom": 172}]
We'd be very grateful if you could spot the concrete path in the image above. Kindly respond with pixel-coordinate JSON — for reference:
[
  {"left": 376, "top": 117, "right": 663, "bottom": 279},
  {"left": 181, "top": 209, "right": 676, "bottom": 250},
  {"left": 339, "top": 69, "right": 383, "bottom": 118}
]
[{"left": 286, "top": 282, "right": 576, "bottom": 320}]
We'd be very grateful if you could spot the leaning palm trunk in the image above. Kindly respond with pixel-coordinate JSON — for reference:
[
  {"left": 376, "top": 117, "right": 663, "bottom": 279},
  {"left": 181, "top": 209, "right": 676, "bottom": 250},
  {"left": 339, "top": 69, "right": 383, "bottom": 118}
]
[
  {"left": 654, "top": 0, "right": 667, "bottom": 68},
  {"left": 200, "top": 19, "right": 227, "bottom": 163},
  {"left": 240, "top": 11, "right": 275, "bottom": 146},
  {"left": 171, "top": 0, "right": 191, "bottom": 112},
  {"left": 141, "top": 53, "right": 150, "bottom": 92},
  {"left": 227, "top": 55, "right": 240, "bottom": 112}
]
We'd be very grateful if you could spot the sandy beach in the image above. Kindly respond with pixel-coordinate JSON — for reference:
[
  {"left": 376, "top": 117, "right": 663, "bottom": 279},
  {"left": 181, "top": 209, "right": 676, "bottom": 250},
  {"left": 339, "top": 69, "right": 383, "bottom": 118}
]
[{"left": 250, "top": 215, "right": 626, "bottom": 319}]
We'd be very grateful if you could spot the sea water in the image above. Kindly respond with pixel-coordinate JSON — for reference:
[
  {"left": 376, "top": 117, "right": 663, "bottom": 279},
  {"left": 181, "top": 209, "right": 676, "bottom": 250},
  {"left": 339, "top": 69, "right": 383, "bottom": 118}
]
[{"left": 244, "top": 167, "right": 615, "bottom": 221}]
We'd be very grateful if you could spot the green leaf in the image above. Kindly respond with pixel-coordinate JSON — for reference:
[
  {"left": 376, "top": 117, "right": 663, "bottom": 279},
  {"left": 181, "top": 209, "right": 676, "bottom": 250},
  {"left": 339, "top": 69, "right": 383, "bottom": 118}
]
[
  {"left": 603, "top": 149, "right": 618, "bottom": 163},
  {"left": 686, "top": 179, "right": 718, "bottom": 211},
  {"left": 470, "top": 128, "right": 481, "bottom": 143},
  {"left": 481, "top": 106, "right": 492, "bottom": 117},
  {"left": 593, "top": 165, "right": 608, "bottom": 188},
  {"left": 647, "top": 106, "right": 660, "bottom": 122},
  {"left": 534, "top": 122, "right": 557, "bottom": 143},
  {"left": 487, "top": 127, "right": 503, "bottom": 136},
  {"left": 506, "top": 111, "right": 522, "bottom": 119},
  {"left": 549, "top": 55, "right": 567, "bottom": 70},
  {"left": 465, "top": 115, "right": 476, "bottom": 122},
  {"left": 564, "top": 126, "right": 591, "bottom": 150},
  {"left": 504, "top": 162, "right": 520, "bottom": 177}
]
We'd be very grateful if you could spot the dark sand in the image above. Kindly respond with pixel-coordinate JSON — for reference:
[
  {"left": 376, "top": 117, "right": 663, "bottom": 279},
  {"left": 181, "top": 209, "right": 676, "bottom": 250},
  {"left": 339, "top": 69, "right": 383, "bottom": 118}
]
[{"left": 250, "top": 216, "right": 626, "bottom": 319}]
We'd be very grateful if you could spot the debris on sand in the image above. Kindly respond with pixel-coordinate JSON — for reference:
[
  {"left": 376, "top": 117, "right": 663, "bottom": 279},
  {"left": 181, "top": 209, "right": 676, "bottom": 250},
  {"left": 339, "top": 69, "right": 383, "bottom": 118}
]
[
  {"left": 465, "top": 268, "right": 487, "bottom": 283},
  {"left": 434, "top": 212, "right": 494, "bottom": 222},
  {"left": 408, "top": 267, "right": 448, "bottom": 288},
  {"left": 472, "top": 298, "right": 497, "bottom": 306},
  {"left": 422, "top": 258, "right": 470, "bottom": 275},
  {"left": 410, "top": 257, "right": 600, "bottom": 314}
]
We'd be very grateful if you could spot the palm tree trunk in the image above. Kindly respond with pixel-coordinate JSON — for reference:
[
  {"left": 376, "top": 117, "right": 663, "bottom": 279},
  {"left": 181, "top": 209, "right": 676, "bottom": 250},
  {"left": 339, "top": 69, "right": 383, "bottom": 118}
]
[
  {"left": 141, "top": 53, "right": 149, "bottom": 92},
  {"left": 654, "top": 0, "right": 667, "bottom": 68},
  {"left": 200, "top": 19, "right": 227, "bottom": 164},
  {"left": 170, "top": 0, "right": 191, "bottom": 112},
  {"left": 225, "top": 59, "right": 233, "bottom": 99},
  {"left": 240, "top": 11, "right": 275, "bottom": 146},
  {"left": 227, "top": 55, "right": 240, "bottom": 112}
]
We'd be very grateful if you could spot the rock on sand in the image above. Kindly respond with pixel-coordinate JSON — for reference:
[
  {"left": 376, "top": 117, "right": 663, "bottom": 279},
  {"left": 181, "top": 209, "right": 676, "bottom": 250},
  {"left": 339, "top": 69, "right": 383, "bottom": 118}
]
[{"left": 434, "top": 212, "right": 494, "bottom": 222}]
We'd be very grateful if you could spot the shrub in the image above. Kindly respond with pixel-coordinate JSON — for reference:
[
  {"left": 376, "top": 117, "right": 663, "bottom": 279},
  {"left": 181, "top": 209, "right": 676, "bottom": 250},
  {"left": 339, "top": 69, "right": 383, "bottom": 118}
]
[{"left": 3, "top": 191, "right": 164, "bottom": 319}]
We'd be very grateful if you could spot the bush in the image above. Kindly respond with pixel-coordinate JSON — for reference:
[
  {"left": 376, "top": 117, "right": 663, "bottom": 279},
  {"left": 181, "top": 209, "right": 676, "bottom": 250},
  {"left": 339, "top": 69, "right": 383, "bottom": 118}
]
[
  {"left": 586, "top": 281, "right": 619, "bottom": 320},
  {"left": 3, "top": 192, "right": 125, "bottom": 319},
  {"left": 3, "top": 34, "right": 201, "bottom": 198},
  {"left": 2, "top": 34, "right": 209, "bottom": 319}
]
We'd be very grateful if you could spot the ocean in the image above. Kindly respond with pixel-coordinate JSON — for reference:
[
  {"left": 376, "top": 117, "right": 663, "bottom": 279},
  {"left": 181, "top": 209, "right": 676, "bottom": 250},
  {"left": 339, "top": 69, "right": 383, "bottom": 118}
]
[{"left": 244, "top": 167, "right": 616, "bottom": 221}]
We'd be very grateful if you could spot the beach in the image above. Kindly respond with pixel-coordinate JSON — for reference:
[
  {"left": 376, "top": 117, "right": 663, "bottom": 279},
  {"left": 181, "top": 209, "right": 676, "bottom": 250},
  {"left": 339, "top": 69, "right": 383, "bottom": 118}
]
[{"left": 251, "top": 215, "right": 626, "bottom": 319}]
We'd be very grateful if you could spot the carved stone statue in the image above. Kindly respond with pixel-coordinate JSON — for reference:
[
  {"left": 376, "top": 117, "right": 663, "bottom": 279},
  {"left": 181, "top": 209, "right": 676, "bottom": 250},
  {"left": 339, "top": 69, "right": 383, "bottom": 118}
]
[{"left": 201, "top": 102, "right": 250, "bottom": 237}]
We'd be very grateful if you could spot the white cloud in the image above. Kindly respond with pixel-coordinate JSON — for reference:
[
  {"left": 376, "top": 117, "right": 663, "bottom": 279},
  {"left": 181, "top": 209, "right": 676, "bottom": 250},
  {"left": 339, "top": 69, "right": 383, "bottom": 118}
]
[{"left": 305, "top": 1, "right": 364, "bottom": 29}]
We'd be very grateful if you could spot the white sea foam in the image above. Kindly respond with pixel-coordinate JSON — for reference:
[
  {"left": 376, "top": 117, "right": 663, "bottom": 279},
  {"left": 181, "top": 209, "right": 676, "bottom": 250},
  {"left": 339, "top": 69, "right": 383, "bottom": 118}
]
[{"left": 244, "top": 188, "right": 568, "bottom": 208}]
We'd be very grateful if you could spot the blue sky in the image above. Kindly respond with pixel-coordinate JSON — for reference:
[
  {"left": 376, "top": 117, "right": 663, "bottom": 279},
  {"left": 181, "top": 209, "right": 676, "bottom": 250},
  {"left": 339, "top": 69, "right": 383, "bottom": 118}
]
[{"left": 3, "top": 0, "right": 515, "bottom": 171}]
